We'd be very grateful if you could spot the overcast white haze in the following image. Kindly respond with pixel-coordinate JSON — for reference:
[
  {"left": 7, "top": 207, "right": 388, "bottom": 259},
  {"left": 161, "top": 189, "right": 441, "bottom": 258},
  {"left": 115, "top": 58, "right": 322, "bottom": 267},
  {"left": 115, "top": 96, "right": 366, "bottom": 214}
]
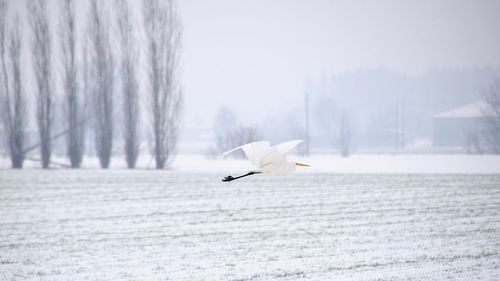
[
  {"left": 4, "top": 0, "right": 500, "bottom": 131},
  {"left": 178, "top": 0, "right": 500, "bottom": 127},
  {"left": 2, "top": 0, "right": 500, "bottom": 158}
]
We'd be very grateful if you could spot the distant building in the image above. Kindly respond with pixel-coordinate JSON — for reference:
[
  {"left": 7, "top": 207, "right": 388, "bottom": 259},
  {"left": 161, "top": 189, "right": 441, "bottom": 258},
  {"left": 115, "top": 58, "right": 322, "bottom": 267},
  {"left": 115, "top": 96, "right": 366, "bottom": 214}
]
[{"left": 433, "top": 101, "right": 488, "bottom": 148}]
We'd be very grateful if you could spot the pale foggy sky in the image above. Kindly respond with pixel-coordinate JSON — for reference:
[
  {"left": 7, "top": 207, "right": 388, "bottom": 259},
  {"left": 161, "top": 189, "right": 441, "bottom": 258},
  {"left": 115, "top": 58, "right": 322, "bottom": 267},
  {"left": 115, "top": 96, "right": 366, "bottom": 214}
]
[
  {"left": 179, "top": 0, "right": 500, "bottom": 128},
  {"left": 6, "top": 0, "right": 500, "bottom": 130}
]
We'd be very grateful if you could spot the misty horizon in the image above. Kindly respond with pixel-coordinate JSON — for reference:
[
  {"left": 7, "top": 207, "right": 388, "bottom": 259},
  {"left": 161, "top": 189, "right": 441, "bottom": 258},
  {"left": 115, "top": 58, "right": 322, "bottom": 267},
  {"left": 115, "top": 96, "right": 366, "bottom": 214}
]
[
  {"left": 3, "top": 0, "right": 500, "bottom": 130},
  {"left": 1, "top": 0, "right": 500, "bottom": 161}
]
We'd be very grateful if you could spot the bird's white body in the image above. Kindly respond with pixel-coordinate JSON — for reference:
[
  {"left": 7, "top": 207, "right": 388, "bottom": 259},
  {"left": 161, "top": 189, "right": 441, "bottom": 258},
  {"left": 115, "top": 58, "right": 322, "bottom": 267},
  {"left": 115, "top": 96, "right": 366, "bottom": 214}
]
[{"left": 222, "top": 140, "right": 305, "bottom": 175}]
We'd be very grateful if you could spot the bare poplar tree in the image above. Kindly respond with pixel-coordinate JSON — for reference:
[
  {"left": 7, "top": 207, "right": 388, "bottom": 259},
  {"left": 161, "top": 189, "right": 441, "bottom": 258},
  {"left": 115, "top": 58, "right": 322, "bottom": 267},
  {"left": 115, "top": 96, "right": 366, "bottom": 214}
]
[
  {"left": 143, "top": 0, "right": 183, "bottom": 169},
  {"left": 7, "top": 17, "right": 26, "bottom": 168},
  {"left": 1, "top": 4, "right": 27, "bottom": 168},
  {"left": 88, "top": 0, "right": 114, "bottom": 168},
  {"left": 482, "top": 79, "right": 500, "bottom": 153},
  {"left": 117, "top": 0, "right": 140, "bottom": 168},
  {"left": 28, "top": 0, "right": 53, "bottom": 169},
  {"left": 82, "top": 37, "right": 90, "bottom": 134},
  {"left": 0, "top": 0, "right": 8, "bottom": 155},
  {"left": 60, "top": 0, "right": 84, "bottom": 168}
]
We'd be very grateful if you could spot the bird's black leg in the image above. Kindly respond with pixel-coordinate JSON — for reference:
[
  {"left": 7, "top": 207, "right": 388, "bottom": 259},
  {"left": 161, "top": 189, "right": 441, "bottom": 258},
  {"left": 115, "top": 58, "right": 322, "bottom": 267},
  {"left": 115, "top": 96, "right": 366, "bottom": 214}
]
[{"left": 222, "top": 171, "right": 261, "bottom": 182}]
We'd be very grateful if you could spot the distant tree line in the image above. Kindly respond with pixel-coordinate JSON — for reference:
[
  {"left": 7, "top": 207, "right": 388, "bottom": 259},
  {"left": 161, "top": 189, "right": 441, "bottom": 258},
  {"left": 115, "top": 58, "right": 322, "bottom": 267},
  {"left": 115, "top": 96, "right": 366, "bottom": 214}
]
[
  {"left": 211, "top": 102, "right": 355, "bottom": 158},
  {"left": 0, "top": 0, "right": 182, "bottom": 169},
  {"left": 211, "top": 107, "right": 261, "bottom": 158},
  {"left": 214, "top": 76, "right": 500, "bottom": 158}
]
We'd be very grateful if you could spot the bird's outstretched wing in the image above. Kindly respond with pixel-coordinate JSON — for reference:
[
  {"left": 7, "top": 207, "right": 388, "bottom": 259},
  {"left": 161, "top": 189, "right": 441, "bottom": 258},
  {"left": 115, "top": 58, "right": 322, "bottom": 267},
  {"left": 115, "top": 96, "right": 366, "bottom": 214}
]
[
  {"left": 259, "top": 140, "right": 303, "bottom": 170},
  {"left": 222, "top": 141, "right": 271, "bottom": 166},
  {"left": 271, "top": 140, "right": 303, "bottom": 154}
]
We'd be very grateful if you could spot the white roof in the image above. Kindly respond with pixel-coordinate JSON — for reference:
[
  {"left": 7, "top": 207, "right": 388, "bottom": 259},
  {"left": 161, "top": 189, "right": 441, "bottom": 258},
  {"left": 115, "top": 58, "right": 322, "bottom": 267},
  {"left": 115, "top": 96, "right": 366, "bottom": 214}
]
[{"left": 433, "top": 101, "right": 490, "bottom": 119}]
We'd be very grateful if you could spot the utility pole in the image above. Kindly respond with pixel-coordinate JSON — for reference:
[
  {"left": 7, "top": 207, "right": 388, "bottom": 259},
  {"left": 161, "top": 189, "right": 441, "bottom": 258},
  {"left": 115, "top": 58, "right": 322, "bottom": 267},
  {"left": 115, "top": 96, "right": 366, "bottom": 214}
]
[
  {"left": 395, "top": 100, "right": 406, "bottom": 152},
  {"left": 395, "top": 101, "right": 399, "bottom": 153},
  {"left": 401, "top": 101, "right": 405, "bottom": 150},
  {"left": 305, "top": 92, "right": 310, "bottom": 156}
]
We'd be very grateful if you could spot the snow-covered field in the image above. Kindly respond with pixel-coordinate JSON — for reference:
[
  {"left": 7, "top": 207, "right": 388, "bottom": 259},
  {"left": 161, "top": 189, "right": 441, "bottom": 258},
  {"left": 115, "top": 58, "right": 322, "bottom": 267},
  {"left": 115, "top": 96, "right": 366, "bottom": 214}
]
[{"left": 1, "top": 170, "right": 499, "bottom": 280}]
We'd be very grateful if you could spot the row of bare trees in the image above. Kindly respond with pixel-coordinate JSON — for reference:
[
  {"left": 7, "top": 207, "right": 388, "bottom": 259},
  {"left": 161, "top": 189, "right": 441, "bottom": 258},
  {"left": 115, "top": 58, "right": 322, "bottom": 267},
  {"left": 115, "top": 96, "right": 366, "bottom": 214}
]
[{"left": 0, "top": 0, "right": 182, "bottom": 169}]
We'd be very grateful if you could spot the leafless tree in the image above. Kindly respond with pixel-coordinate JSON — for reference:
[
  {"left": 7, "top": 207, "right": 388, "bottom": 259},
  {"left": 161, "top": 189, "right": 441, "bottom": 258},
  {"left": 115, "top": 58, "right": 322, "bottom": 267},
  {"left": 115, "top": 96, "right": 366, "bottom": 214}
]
[
  {"left": 464, "top": 128, "right": 483, "bottom": 154},
  {"left": 60, "top": 0, "right": 84, "bottom": 168},
  {"left": 1, "top": 6, "right": 27, "bottom": 168},
  {"left": 214, "top": 126, "right": 261, "bottom": 159},
  {"left": 88, "top": 0, "right": 114, "bottom": 168},
  {"left": 214, "top": 107, "right": 238, "bottom": 137},
  {"left": 211, "top": 108, "right": 261, "bottom": 158},
  {"left": 0, "top": 0, "right": 8, "bottom": 157},
  {"left": 117, "top": 0, "right": 139, "bottom": 168},
  {"left": 28, "top": 0, "right": 53, "bottom": 168},
  {"left": 339, "top": 108, "right": 353, "bottom": 157},
  {"left": 314, "top": 95, "right": 337, "bottom": 151},
  {"left": 482, "top": 79, "right": 500, "bottom": 153},
  {"left": 143, "top": 0, "right": 183, "bottom": 169},
  {"left": 287, "top": 113, "right": 308, "bottom": 156},
  {"left": 81, "top": 36, "right": 90, "bottom": 150}
]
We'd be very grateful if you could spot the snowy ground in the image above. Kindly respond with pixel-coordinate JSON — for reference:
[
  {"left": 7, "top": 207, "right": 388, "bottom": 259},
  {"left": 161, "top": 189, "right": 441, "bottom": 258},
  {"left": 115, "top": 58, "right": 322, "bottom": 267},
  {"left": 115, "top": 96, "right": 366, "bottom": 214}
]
[
  {"left": 0, "top": 170, "right": 499, "bottom": 280},
  {"left": 2, "top": 153, "right": 500, "bottom": 174}
]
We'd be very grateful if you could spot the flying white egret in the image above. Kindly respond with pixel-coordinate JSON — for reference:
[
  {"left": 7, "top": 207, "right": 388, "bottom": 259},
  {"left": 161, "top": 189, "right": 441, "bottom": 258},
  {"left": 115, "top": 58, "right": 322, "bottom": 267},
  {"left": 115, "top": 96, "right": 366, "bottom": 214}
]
[{"left": 221, "top": 140, "right": 310, "bottom": 182}]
